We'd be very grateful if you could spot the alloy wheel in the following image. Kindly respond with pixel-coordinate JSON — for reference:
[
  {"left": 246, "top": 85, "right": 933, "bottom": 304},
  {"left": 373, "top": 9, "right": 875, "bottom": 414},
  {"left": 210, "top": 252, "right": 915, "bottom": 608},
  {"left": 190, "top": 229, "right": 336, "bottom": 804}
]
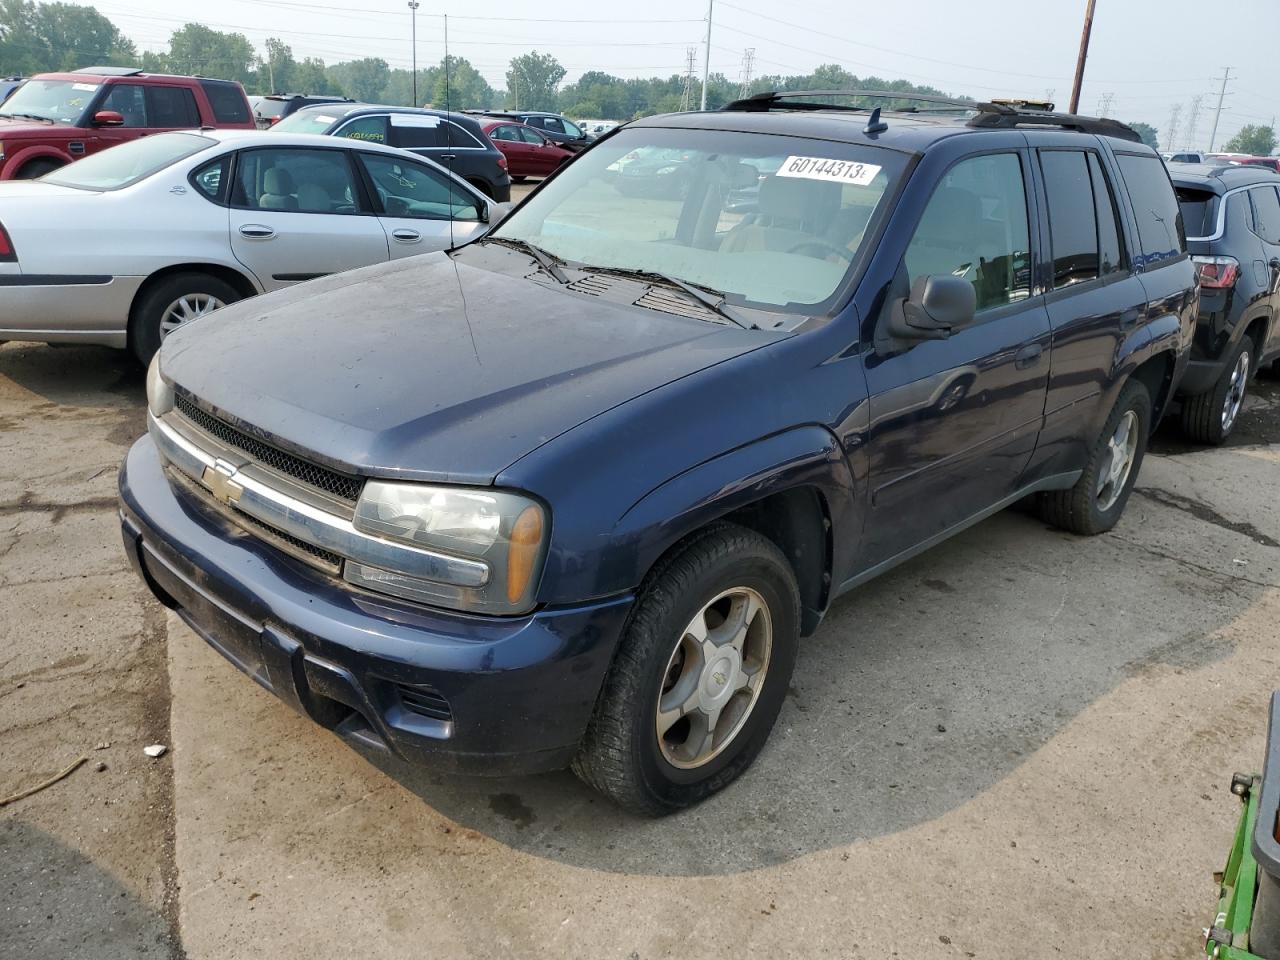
[
  {"left": 159, "top": 293, "right": 226, "bottom": 339},
  {"left": 1096, "top": 409, "right": 1139, "bottom": 512},
  {"left": 1222, "top": 348, "right": 1250, "bottom": 434},
  {"left": 655, "top": 586, "right": 772, "bottom": 770}
]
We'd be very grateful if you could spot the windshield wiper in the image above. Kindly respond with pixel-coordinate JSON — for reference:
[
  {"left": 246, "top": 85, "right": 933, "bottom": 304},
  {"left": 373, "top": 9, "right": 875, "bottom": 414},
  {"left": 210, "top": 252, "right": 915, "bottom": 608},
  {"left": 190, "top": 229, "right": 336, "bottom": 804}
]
[
  {"left": 484, "top": 236, "right": 568, "bottom": 284},
  {"left": 0, "top": 113, "right": 54, "bottom": 123},
  {"left": 576, "top": 265, "right": 753, "bottom": 329}
]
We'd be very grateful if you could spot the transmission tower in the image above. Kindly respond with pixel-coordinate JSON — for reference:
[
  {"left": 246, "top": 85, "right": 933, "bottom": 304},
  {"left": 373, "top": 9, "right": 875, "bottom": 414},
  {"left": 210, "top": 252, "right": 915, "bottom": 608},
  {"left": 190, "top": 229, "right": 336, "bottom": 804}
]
[
  {"left": 1096, "top": 92, "right": 1114, "bottom": 118},
  {"left": 737, "top": 48, "right": 756, "bottom": 100},
  {"left": 1184, "top": 95, "right": 1204, "bottom": 151},
  {"left": 1165, "top": 103, "right": 1182, "bottom": 152},
  {"left": 679, "top": 46, "right": 697, "bottom": 112},
  {"left": 1044, "top": 88, "right": 1055, "bottom": 107}
]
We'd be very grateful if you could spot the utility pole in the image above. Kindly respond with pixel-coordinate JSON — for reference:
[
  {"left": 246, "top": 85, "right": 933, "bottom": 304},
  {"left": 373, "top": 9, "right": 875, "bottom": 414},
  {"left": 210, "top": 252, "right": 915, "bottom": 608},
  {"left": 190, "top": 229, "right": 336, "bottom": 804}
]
[
  {"left": 1096, "top": 91, "right": 1114, "bottom": 118},
  {"left": 738, "top": 48, "right": 755, "bottom": 100},
  {"left": 1068, "top": 0, "right": 1097, "bottom": 114},
  {"left": 408, "top": 0, "right": 420, "bottom": 106},
  {"left": 679, "top": 46, "right": 697, "bottom": 112},
  {"left": 1184, "top": 95, "right": 1204, "bottom": 152},
  {"left": 700, "top": 0, "right": 714, "bottom": 111},
  {"left": 1207, "top": 66, "right": 1232, "bottom": 153},
  {"left": 1165, "top": 103, "right": 1182, "bottom": 152}
]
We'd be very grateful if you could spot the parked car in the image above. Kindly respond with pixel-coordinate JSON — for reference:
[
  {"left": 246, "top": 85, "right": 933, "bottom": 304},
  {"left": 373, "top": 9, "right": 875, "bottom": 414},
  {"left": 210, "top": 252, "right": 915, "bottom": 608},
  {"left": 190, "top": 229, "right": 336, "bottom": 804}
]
[
  {"left": 473, "top": 110, "right": 594, "bottom": 151},
  {"left": 1170, "top": 163, "right": 1280, "bottom": 442},
  {"left": 1164, "top": 151, "right": 1207, "bottom": 164},
  {"left": 121, "top": 94, "right": 1195, "bottom": 815},
  {"left": 605, "top": 146, "right": 696, "bottom": 198},
  {"left": 273, "top": 104, "right": 510, "bottom": 201},
  {"left": 1238, "top": 156, "right": 1280, "bottom": 174},
  {"left": 478, "top": 118, "right": 573, "bottom": 180},
  {"left": 253, "top": 93, "right": 356, "bottom": 129},
  {"left": 0, "top": 130, "right": 501, "bottom": 362},
  {"left": 0, "top": 76, "right": 24, "bottom": 104},
  {"left": 0, "top": 66, "right": 253, "bottom": 179}
]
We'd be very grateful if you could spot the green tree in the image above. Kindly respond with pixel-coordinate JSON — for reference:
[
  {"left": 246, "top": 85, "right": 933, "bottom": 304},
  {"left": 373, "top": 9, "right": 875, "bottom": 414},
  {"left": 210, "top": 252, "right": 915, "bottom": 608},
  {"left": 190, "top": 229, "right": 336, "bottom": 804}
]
[
  {"left": 1127, "top": 121, "right": 1159, "bottom": 149},
  {"left": 1225, "top": 124, "right": 1277, "bottom": 156},
  {"left": 341, "top": 56, "right": 389, "bottom": 102},
  {"left": 430, "top": 55, "right": 494, "bottom": 110},
  {"left": 257, "top": 37, "right": 295, "bottom": 94},
  {"left": 293, "top": 57, "right": 334, "bottom": 96},
  {"left": 0, "top": 0, "right": 136, "bottom": 74},
  {"left": 161, "top": 23, "right": 255, "bottom": 85},
  {"left": 506, "top": 51, "right": 564, "bottom": 112}
]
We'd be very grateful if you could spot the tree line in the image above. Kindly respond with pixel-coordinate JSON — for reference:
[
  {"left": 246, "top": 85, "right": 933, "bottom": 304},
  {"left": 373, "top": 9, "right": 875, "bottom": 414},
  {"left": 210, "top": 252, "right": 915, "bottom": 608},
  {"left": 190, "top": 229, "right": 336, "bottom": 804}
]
[{"left": 0, "top": 1, "right": 1270, "bottom": 151}]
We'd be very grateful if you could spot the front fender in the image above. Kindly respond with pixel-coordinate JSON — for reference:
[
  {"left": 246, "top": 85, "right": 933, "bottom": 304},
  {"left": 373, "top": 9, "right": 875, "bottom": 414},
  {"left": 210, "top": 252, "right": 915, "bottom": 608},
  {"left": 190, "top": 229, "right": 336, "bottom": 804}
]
[
  {"left": 0, "top": 144, "right": 73, "bottom": 179},
  {"left": 604, "top": 425, "right": 857, "bottom": 610}
]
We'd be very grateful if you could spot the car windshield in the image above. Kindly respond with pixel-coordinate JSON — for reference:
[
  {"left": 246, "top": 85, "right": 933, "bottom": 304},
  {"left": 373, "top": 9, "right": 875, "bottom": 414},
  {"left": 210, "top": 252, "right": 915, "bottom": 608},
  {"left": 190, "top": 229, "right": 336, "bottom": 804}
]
[
  {"left": 41, "top": 132, "right": 217, "bottom": 190},
  {"left": 491, "top": 127, "right": 905, "bottom": 314},
  {"left": 0, "top": 78, "right": 99, "bottom": 123},
  {"left": 272, "top": 109, "right": 341, "bottom": 134}
]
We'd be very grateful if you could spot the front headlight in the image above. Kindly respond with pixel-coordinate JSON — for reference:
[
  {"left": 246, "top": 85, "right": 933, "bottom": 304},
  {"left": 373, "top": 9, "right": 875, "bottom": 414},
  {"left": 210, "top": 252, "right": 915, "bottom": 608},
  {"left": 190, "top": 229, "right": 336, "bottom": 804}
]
[
  {"left": 346, "top": 481, "right": 548, "bottom": 615},
  {"left": 146, "top": 354, "right": 173, "bottom": 416}
]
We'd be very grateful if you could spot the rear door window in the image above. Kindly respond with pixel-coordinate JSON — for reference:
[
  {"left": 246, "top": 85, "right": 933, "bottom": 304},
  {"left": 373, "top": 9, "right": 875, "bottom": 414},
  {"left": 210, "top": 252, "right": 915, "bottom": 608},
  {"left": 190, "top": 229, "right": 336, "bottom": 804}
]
[
  {"left": 1040, "top": 150, "right": 1099, "bottom": 288},
  {"left": 1088, "top": 153, "right": 1125, "bottom": 275},
  {"left": 147, "top": 86, "right": 199, "bottom": 128},
  {"left": 1249, "top": 186, "right": 1280, "bottom": 244},
  {"left": 1115, "top": 153, "right": 1186, "bottom": 267},
  {"left": 232, "top": 147, "right": 361, "bottom": 214},
  {"left": 335, "top": 115, "right": 387, "bottom": 144},
  {"left": 390, "top": 115, "right": 444, "bottom": 149}
]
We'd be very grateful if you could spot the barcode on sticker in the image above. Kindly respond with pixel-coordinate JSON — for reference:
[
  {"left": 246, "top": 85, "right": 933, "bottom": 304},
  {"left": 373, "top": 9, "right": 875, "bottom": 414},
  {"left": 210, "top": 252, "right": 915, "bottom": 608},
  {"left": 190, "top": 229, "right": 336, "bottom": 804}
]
[{"left": 776, "top": 156, "right": 882, "bottom": 186}]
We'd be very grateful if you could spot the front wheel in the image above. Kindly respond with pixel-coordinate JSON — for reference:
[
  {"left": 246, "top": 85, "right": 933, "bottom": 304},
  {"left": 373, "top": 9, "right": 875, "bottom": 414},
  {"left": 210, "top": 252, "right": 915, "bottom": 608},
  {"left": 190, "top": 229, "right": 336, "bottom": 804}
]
[
  {"left": 1037, "top": 379, "right": 1152, "bottom": 535},
  {"left": 15, "top": 158, "right": 60, "bottom": 179},
  {"left": 1181, "top": 336, "right": 1253, "bottom": 445},
  {"left": 572, "top": 523, "right": 800, "bottom": 816},
  {"left": 130, "top": 272, "right": 241, "bottom": 365}
]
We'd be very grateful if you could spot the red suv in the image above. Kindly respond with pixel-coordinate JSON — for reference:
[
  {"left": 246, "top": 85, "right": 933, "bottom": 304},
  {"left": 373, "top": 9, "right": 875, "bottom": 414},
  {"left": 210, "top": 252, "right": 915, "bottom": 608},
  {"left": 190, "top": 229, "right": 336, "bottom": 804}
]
[{"left": 0, "top": 66, "right": 254, "bottom": 180}]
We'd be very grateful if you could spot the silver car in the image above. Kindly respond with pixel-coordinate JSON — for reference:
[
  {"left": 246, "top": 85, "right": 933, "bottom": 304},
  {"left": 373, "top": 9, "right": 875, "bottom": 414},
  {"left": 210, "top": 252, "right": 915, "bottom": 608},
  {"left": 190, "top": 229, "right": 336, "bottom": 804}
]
[{"left": 0, "top": 129, "right": 500, "bottom": 362}]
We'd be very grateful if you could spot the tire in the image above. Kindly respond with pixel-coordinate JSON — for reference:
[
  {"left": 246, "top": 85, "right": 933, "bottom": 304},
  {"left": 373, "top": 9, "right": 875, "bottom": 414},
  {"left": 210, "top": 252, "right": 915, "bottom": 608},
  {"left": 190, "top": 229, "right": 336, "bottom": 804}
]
[
  {"left": 467, "top": 178, "right": 493, "bottom": 199},
  {"left": 1038, "top": 379, "right": 1152, "bottom": 536},
  {"left": 1181, "top": 335, "right": 1253, "bottom": 445},
  {"left": 129, "top": 272, "right": 241, "bottom": 366},
  {"left": 572, "top": 523, "right": 800, "bottom": 816},
  {"left": 16, "top": 159, "right": 60, "bottom": 180}
]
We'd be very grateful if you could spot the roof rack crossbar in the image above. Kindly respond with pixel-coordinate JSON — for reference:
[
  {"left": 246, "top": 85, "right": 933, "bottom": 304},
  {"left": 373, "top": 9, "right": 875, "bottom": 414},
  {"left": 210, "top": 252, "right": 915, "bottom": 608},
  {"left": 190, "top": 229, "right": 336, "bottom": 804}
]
[
  {"left": 722, "top": 89, "right": 976, "bottom": 113},
  {"left": 967, "top": 103, "right": 1142, "bottom": 142}
]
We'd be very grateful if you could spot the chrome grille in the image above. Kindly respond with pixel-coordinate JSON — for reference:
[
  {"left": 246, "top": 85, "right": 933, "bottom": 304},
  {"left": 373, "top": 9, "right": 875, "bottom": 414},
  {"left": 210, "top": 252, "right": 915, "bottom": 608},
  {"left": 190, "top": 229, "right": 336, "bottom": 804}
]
[
  {"left": 174, "top": 395, "right": 364, "bottom": 504},
  {"left": 231, "top": 508, "right": 343, "bottom": 571}
]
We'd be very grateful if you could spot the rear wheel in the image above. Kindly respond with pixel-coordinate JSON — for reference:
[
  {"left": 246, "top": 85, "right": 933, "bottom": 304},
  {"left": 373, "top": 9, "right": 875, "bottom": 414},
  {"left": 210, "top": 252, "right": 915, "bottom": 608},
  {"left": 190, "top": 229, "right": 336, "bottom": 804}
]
[
  {"left": 1181, "top": 336, "right": 1253, "bottom": 445},
  {"left": 1038, "top": 379, "right": 1152, "bottom": 536},
  {"left": 466, "top": 178, "right": 493, "bottom": 199},
  {"left": 15, "top": 158, "right": 60, "bottom": 179},
  {"left": 572, "top": 523, "right": 800, "bottom": 816},
  {"left": 130, "top": 272, "right": 241, "bottom": 365}
]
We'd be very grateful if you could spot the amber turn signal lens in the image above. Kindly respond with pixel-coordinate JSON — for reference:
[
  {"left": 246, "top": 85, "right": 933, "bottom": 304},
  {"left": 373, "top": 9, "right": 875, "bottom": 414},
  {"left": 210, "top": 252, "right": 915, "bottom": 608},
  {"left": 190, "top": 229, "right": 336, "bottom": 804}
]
[{"left": 506, "top": 506, "right": 544, "bottom": 605}]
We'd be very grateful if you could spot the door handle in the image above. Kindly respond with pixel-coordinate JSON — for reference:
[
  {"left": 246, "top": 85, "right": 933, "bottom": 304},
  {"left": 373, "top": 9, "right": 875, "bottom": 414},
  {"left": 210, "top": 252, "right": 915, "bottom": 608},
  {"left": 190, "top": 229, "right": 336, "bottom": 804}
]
[
  {"left": 438, "top": 153, "right": 456, "bottom": 160},
  {"left": 392, "top": 228, "right": 421, "bottom": 243},
  {"left": 238, "top": 224, "right": 275, "bottom": 240},
  {"left": 1014, "top": 343, "right": 1043, "bottom": 369}
]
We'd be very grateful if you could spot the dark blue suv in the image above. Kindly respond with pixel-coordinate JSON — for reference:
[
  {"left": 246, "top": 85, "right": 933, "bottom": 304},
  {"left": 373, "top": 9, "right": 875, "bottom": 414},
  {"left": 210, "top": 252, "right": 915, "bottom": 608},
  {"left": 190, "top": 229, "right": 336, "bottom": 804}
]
[{"left": 119, "top": 93, "right": 1197, "bottom": 815}]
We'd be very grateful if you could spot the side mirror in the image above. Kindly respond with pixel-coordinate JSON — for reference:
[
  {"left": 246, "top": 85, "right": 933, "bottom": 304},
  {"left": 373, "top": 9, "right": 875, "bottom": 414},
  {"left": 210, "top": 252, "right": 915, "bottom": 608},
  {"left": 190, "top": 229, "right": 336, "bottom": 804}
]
[
  {"left": 92, "top": 110, "right": 125, "bottom": 127},
  {"left": 485, "top": 201, "right": 514, "bottom": 227},
  {"left": 887, "top": 275, "right": 975, "bottom": 341}
]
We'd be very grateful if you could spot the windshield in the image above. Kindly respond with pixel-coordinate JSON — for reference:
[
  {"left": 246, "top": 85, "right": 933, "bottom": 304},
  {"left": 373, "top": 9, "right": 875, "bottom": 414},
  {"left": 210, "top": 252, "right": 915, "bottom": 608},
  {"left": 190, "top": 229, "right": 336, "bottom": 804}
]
[
  {"left": 0, "top": 78, "right": 99, "bottom": 123},
  {"left": 42, "top": 133, "right": 216, "bottom": 190},
  {"left": 492, "top": 127, "right": 905, "bottom": 313},
  {"left": 272, "top": 109, "right": 341, "bottom": 134}
]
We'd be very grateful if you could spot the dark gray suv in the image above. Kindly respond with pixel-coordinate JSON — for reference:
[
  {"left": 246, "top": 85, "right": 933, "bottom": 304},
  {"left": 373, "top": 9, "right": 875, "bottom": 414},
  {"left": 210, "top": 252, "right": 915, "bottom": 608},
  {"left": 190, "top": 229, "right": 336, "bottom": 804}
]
[{"left": 274, "top": 104, "right": 511, "bottom": 202}]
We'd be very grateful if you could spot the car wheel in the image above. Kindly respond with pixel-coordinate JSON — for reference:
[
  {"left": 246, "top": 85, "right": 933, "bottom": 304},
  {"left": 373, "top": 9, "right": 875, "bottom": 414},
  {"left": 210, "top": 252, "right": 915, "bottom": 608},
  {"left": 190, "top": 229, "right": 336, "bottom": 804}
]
[
  {"left": 1181, "top": 336, "right": 1253, "bottom": 445},
  {"left": 572, "top": 523, "right": 800, "bottom": 816},
  {"left": 466, "top": 178, "right": 493, "bottom": 199},
  {"left": 16, "top": 159, "right": 60, "bottom": 179},
  {"left": 1037, "top": 379, "right": 1152, "bottom": 536},
  {"left": 130, "top": 272, "right": 241, "bottom": 365}
]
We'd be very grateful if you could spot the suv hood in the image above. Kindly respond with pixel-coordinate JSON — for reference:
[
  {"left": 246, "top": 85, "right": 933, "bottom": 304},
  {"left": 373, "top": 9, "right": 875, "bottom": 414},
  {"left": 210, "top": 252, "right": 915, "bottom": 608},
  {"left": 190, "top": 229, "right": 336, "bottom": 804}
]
[
  {"left": 162, "top": 252, "right": 778, "bottom": 485},
  {"left": 0, "top": 116, "right": 69, "bottom": 137}
]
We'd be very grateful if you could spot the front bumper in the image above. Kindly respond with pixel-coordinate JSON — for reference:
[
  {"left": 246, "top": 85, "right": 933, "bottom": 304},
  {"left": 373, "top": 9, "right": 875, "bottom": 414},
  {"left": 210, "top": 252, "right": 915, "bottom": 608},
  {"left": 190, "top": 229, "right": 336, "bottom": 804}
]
[{"left": 119, "top": 435, "right": 632, "bottom": 776}]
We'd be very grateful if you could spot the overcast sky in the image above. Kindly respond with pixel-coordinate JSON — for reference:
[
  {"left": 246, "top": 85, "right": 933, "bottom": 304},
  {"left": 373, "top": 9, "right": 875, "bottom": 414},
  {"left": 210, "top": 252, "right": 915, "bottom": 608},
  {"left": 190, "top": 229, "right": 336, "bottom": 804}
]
[{"left": 95, "top": 0, "right": 1275, "bottom": 150}]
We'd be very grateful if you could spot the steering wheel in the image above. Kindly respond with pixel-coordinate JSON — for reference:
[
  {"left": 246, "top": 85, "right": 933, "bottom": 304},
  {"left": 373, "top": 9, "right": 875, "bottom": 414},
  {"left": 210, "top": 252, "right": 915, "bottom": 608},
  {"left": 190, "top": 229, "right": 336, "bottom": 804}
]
[{"left": 787, "top": 239, "right": 855, "bottom": 263}]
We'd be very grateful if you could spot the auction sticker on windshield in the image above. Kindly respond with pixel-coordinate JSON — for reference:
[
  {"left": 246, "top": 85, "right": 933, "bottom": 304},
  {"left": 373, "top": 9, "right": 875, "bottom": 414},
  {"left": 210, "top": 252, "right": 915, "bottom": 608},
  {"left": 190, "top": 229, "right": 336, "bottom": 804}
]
[{"left": 776, "top": 156, "right": 881, "bottom": 186}]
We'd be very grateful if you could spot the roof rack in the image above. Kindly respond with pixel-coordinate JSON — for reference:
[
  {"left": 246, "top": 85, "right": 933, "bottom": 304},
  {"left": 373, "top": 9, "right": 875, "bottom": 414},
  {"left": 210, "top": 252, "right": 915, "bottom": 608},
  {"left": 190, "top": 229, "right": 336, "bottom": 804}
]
[
  {"left": 722, "top": 89, "right": 976, "bottom": 113},
  {"left": 71, "top": 66, "right": 143, "bottom": 77},
  {"left": 968, "top": 100, "right": 1142, "bottom": 142}
]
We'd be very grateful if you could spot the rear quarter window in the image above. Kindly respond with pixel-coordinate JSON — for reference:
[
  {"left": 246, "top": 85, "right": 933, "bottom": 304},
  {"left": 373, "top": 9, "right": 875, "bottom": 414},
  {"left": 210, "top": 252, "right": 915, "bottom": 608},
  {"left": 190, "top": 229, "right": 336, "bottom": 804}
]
[
  {"left": 199, "top": 80, "right": 251, "bottom": 124},
  {"left": 1175, "top": 187, "right": 1217, "bottom": 238},
  {"left": 1116, "top": 153, "right": 1186, "bottom": 267}
]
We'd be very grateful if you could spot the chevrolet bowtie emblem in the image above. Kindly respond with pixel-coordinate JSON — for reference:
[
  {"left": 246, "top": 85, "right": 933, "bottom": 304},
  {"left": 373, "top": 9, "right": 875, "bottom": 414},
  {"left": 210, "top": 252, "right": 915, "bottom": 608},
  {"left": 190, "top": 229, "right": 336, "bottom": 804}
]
[{"left": 201, "top": 461, "right": 243, "bottom": 506}]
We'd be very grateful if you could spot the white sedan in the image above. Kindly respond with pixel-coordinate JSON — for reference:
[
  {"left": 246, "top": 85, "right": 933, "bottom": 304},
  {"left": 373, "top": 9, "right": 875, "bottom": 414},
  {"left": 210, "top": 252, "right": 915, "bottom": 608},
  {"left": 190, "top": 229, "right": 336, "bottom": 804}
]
[{"left": 0, "top": 129, "right": 502, "bottom": 362}]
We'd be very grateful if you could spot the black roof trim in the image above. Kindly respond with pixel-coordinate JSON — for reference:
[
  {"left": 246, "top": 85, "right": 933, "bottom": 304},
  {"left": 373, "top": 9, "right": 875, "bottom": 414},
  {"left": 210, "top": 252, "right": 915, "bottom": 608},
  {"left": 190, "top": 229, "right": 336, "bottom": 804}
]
[
  {"left": 71, "top": 66, "right": 143, "bottom": 77},
  {"left": 967, "top": 102, "right": 1142, "bottom": 142}
]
